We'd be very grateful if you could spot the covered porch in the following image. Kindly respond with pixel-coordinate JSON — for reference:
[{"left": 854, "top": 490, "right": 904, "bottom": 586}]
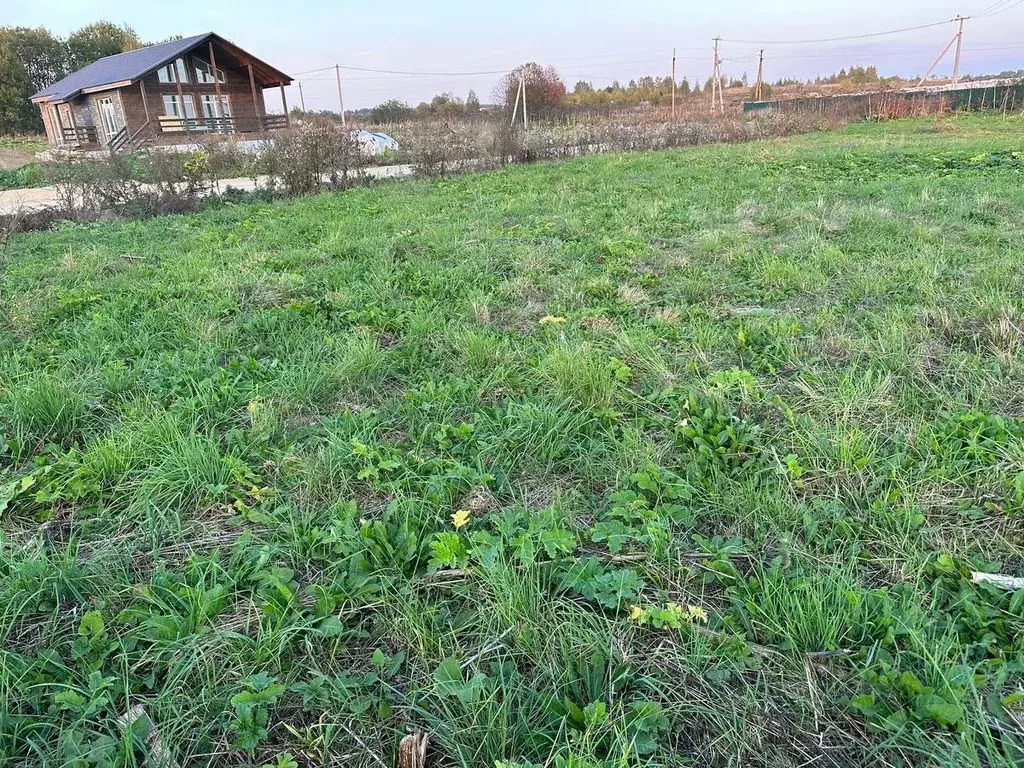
[{"left": 126, "top": 36, "right": 293, "bottom": 150}]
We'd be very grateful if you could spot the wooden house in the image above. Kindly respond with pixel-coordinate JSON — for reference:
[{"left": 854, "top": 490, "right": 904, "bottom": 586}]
[{"left": 31, "top": 32, "right": 293, "bottom": 152}]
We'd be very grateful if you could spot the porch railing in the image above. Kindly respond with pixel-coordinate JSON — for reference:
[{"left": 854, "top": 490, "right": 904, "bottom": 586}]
[
  {"left": 157, "top": 115, "right": 289, "bottom": 134},
  {"left": 262, "top": 114, "right": 289, "bottom": 130},
  {"left": 61, "top": 125, "right": 98, "bottom": 145},
  {"left": 107, "top": 126, "right": 130, "bottom": 152}
]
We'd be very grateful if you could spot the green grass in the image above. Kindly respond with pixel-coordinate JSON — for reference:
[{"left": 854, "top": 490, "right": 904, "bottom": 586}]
[
  {"left": 0, "top": 134, "right": 48, "bottom": 154},
  {"left": 0, "top": 164, "right": 44, "bottom": 191},
  {"left": 0, "top": 135, "right": 47, "bottom": 190},
  {"left": 1, "top": 113, "right": 1023, "bottom": 767}
]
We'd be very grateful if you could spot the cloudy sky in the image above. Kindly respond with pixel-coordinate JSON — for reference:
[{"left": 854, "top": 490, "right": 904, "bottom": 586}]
[{"left": 8, "top": 0, "right": 1024, "bottom": 111}]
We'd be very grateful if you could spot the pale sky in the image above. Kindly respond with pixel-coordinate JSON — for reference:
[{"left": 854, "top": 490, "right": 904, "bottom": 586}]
[{"left": 7, "top": 1, "right": 1024, "bottom": 111}]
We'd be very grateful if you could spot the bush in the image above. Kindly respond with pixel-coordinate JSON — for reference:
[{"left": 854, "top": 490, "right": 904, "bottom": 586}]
[
  {"left": 42, "top": 152, "right": 141, "bottom": 217},
  {"left": 256, "top": 116, "right": 365, "bottom": 195},
  {"left": 141, "top": 150, "right": 208, "bottom": 199},
  {"left": 0, "top": 163, "right": 44, "bottom": 191},
  {"left": 397, "top": 120, "right": 487, "bottom": 177}
]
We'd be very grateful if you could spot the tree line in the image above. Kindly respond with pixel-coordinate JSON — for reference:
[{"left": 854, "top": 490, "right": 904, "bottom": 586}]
[
  {"left": 0, "top": 22, "right": 145, "bottom": 133},
  {"left": 360, "top": 60, "right": 896, "bottom": 123}
]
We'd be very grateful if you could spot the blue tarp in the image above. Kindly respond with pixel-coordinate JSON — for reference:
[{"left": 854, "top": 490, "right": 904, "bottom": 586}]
[{"left": 353, "top": 130, "right": 400, "bottom": 155}]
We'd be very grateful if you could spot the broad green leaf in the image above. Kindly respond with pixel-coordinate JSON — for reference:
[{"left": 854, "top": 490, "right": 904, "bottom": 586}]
[
  {"left": 78, "top": 611, "right": 105, "bottom": 639},
  {"left": 318, "top": 616, "right": 344, "bottom": 637},
  {"left": 54, "top": 690, "right": 86, "bottom": 709},
  {"left": 433, "top": 657, "right": 464, "bottom": 696}
]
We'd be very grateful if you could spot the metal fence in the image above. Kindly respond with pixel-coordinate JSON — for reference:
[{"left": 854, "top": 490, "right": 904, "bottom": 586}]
[{"left": 744, "top": 82, "right": 1024, "bottom": 118}]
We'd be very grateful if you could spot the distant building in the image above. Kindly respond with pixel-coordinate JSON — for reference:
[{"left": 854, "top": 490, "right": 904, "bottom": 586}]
[{"left": 31, "top": 32, "right": 293, "bottom": 152}]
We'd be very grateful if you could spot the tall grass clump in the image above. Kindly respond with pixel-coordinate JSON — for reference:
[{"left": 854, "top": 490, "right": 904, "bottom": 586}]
[{"left": 2, "top": 372, "right": 88, "bottom": 447}]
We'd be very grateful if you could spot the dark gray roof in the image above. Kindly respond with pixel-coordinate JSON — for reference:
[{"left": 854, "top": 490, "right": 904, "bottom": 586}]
[
  {"left": 33, "top": 33, "right": 245, "bottom": 102},
  {"left": 30, "top": 32, "right": 296, "bottom": 103}
]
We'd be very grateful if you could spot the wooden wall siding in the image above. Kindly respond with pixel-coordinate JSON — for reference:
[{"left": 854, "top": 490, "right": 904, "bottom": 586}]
[
  {"left": 36, "top": 43, "right": 281, "bottom": 148},
  {"left": 135, "top": 58, "right": 268, "bottom": 124}
]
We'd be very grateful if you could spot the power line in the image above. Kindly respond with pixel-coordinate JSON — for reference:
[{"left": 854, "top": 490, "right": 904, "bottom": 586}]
[
  {"left": 720, "top": 18, "right": 957, "bottom": 45},
  {"left": 290, "top": 65, "right": 335, "bottom": 76},
  {"left": 285, "top": 3, "right": 1024, "bottom": 85},
  {"left": 973, "top": 0, "right": 1012, "bottom": 13},
  {"left": 974, "top": 0, "right": 1024, "bottom": 17},
  {"left": 336, "top": 64, "right": 512, "bottom": 76},
  {"left": 973, "top": 0, "right": 1013, "bottom": 13}
]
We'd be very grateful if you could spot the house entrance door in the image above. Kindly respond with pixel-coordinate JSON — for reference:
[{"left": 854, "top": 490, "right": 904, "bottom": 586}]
[{"left": 97, "top": 97, "right": 123, "bottom": 143}]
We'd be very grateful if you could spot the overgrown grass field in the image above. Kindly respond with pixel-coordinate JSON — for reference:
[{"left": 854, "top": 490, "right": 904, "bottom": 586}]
[{"left": 2, "top": 115, "right": 1023, "bottom": 767}]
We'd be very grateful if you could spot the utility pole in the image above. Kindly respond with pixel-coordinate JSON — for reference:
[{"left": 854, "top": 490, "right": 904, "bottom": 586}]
[
  {"left": 917, "top": 16, "right": 969, "bottom": 87},
  {"left": 755, "top": 49, "right": 764, "bottom": 101},
  {"left": 952, "top": 15, "right": 967, "bottom": 84},
  {"left": 671, "top": 48, "right": 677, "bottom": 119},
  {"left": 717, "top": 43, "right": 725, "bottom": 112},
  {"left": 710, "top": 38, "right": 718, "bottom": 113},
  {"left": 711, "top": 37, "right": 725, "bottom": 114},
  {"left": 335, "top": 64, "right": 346, "bottom": 126},
  {"left": 298, "top": 81, "right": 306, "bottom": 112},
  {"left": 512, "top": 77, "right": 528, "bottom": 128},
  {"left": 521, "top": 76, "right": 528, "bottom": 129},
  {"left": 511, "top": 78, "right": 521, "bottom": 126}
]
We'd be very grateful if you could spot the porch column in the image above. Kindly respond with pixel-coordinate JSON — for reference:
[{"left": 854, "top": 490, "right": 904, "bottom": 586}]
[
  {"left": 247, "top": 63, "right": 262, "bottom": 130},
  {"left": 140, "top": 80, "right": 150, "bottom": 123},
  {"left": 174, "top": 63, "right": 188, "bottom": 132},
  {"left": 279, "top": 83, "right": 288, "bottom": 126},
  {"left": 209, "top": 41, "right": 225, "bottom": 130},
  {"left": 52, "top": 105, "right": 65, "bottom": 144}
]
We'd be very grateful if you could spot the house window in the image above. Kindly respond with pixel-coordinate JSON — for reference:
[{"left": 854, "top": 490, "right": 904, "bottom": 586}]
[
  {"left": 200, "top": 94, "right": 231, "bottom": 119},
  {"left": 162, "top": 94, "right": 196, "bottom": 119},
  {"left": 157, "top": 58, "right": 189, "bottom": 84},
  {"left": 193, "top": 57, "right": 226, "bottom": 84}
]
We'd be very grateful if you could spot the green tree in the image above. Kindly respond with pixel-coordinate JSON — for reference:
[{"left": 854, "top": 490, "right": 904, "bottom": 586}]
[
  {"left": 465, "top": 89, "right": 480, "bottom": 113},
  {"left": 4, "top": 27, "right": 67, "bottom": 94},
  {"left": 0, "top": 27, "right": 67, "bottom": 132},
  {"left": 371, "top": 99, "right": 413, "bottom": 124},
  {"left": 679, "top": 77, "right": 691, "bottom": 96},
  {"left": 66, "top": 21, "right": 141, "bottom": 69},
  {"left": 0, "top": 36, "right": 33, "bottom": 132},
  {"left": 430, "top": 92, "right": 464, "bottom": 118}
]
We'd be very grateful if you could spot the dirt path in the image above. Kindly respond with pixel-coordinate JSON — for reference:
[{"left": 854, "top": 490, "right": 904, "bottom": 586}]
[
  {"left": 0, "top": 147, "right": 36, "bottom": 170},
  {"left": 0, "top": 164, "right": 415, "bottom": 216}
]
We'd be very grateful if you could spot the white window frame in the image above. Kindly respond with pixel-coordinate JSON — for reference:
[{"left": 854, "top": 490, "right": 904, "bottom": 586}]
[
  {"left": 193, "top": 56, "right": 226, "bottom": 84},
  {"left": 157, "top": 58, "right": 189, "bottom": 84},
  {"left": 200, "top": 94, "right": 231, "bottom": 120},
  {"left": 162, "top": 94, "right": 196, "bottom": 119}
]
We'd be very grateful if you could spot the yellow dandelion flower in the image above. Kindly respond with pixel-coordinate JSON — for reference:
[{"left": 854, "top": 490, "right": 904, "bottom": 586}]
[
  {"left": 451, "top": 509, "right": 472, "bottom": 529},
  {"left": 630, "top": 605, "right": 644, "bottom": 621},
  {"left": 539, "top": 315, "right": 567, "bottom": 326},
  {"left": 687, "top": 605, "right": 709, "bottom": 624}
]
